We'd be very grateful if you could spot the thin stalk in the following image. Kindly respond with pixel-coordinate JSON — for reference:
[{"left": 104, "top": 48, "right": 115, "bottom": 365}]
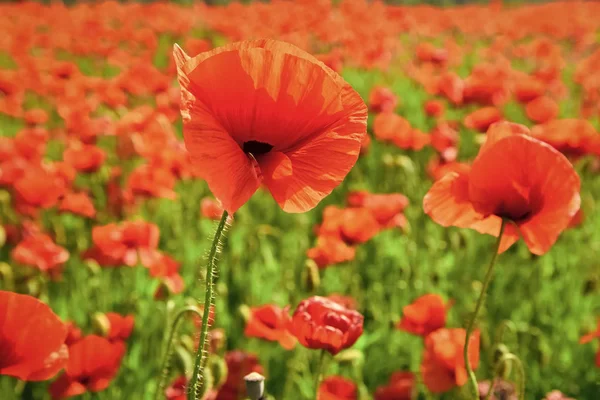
[
  {"left": 188, "top": 211, "right": 229, "bottom": 400},
  {"left": 154, "top": 306, "right": 203, "bottom": 400},
  {"left": 314, "top": 350, "right": 327, "bottom": 399},
  {"left": 464, "top": 220, "right": 507, "bottom": 400}
]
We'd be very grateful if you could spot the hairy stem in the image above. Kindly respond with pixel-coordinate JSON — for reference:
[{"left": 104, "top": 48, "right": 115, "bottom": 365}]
[
  {"left": 188, "top": 211, "right": 229, "bottom": 400},
  {"left": 154, "top": 306, "right": 204, "bottom": 400},
  {"left": 464, "top": 220, "right": 507, "bottom": 400}
]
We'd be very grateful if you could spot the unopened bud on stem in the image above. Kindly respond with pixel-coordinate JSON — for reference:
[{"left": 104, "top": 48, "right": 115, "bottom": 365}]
[{"left": 244, "top": 372, "right": 265, "bottom": 400}]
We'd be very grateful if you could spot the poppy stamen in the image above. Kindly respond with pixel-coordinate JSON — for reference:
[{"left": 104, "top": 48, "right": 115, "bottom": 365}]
[{"left": 243, "top": 140, "right": 273, "bottom": 156}]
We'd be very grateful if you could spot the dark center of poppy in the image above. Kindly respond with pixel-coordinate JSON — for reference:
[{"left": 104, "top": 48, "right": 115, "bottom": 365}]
[{"left": 243, "top": 140, "right": 273, "bottom": 155}]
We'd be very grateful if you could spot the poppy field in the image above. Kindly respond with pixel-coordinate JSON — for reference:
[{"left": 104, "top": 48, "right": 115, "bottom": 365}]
[{"left": 1, "top": 1, "right": 600, "bottom": 399}]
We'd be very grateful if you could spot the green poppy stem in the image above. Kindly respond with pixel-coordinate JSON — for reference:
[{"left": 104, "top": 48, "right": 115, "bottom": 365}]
[
  {"left": 464, "top": 219, "right": 507, "bottom": 400},
  {"left": 188, "top": 211, "right": 229, "bottom": 400},
  {"left": 314, "top": 350, "right": 327, "bottom": 400}
]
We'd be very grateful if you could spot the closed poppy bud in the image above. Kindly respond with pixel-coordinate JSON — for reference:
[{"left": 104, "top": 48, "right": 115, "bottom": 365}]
[
  {"left": 397, "top": 294, "right": 448, "bottom": 337},
  {"left": 318, "top": 376, "right": 357, "bottom": 400},
  {"left": 304, "top": 259, "right": 321, "bottom": 291},
  {"left": 207, "top": 355, "right": 228, "bottom": 388},
  {"left": 244, "top": 372, "right": 265, "bottom": 400},
  {"left": 290, "top": 296, "right": 363, "bottom": 355},
  {"left": 92, "top": 312, "right": 111, "bottom": 338}
]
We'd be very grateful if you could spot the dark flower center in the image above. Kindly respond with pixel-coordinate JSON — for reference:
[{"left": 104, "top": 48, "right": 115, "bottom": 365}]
[{"left": 243, "top": 141, "right": 273, "bottom": 155}]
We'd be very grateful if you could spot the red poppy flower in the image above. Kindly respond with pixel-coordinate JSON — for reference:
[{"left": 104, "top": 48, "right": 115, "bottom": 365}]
[
  {"left": 11, "top": 232, "right": 70, "bottom": 272},
  {"left": 426, "top": 156, "right": 470, "bottom": 182},
  {"left": 174, "top": 39, "right": 367, "bottom": 214},
  {"left": 24, "top": 108, "right": 49, "bottom": 126},
  {"left": 49, "top": 335, "right": 124, "bottom": 399},
  {"left": 526, "top": 96, "right": 559, "bottom": 124},
  {"left": 424, "top": 100, "right": 445, "bottom": 117},
  {"left": 318, "top": 376, "right": 357, "bottom": 400},
  {"left": 421, "top": 328, "right": 480, "bottom": 394},
  {"left": 125, "top": 164, "right": 177, "bottom": 200},
  {"left": 0, "top": 291, "right": 68, "bottom": 381},
  {"left": 373, "top": 112, "right": 430, "bottom": 151},
  {"left": 463, "top": 107, "right": 503, "bottom": 132},
  {"left": 316, "top": 206, "right": 381, "bottom": 245},
  {"left": 216, "top": 351, "right": 263, "bottom": 400},
  {"left": 369, "top": 86, "right": 398, "bottom": 114},
  {"left": 514, "top": 76, "right": 545, "bottom": 103},
  {"left": 437, "top": 72, "right": 464, "bottom": 105},
  {"left": 326, "top": 295, "right": 357, "bottom": 311},
  {"left": 91, "top": 221, "right": 160, "bottom": 267},
  {"left": 529, "top": 119, "right": 600, "bottom": 157},
  {"left": 104, "top": 313, "right": 135, "bottom": 342},
  {"left": 290, "top": 296, "right": 363, "bottom": 355},
  {"left": 430, "top": 122, "right": 459, "bottom": 159},
  {"left": 374, "top": 372, "right": 415, "bottom": 400},
  {"left": 423, "top": 122, "right": 580, "bottom": 255},
  {"left": 148, "top": 253, "right": 185, "bottom": 297},
  {"left": 63, "top": 142, "right": 106, "bottom": 173},
  {"left": 244, "top": 304, "right": 297, "bottom": 350},
  {"left": 65, "top": 322, "right": 83, "bottom": 346},
  {"left": 13, "top": 166, "right": 67, "bottom": 212},
  {"left": 59, "top": 192, "right": 96, "bottom": 218},
  {"left": 346, "top": 190, "right": 409, "bottom": 227},
  {"left": 307, "top": 236, "right": 356, "bottom": 269},
  {"left": 397, "top": 294, "right": 448, "bottom": 337}
]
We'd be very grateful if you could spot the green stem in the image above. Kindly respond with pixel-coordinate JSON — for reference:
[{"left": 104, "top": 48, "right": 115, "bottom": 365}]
[
  {"left": 154, "top": 306, "right": 203, "bottom": 400},
  {"left": 464, "top": 219, "right": 507, "bottom": 400},
  {"left": 188, "top": 211, "right": 229, "bottom": 400},
  {"left": 314, "top": 350, "right": 327, "bottom": 399}
]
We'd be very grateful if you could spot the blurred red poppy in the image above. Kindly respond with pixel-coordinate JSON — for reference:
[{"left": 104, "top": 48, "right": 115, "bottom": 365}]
[
  {"left": 307, "top": 235, "right": 356, "bottom": 268},
  {"left": 374, "top": 371, "right": 415, "bottom": 400},
  {"left": 91, "top": 221, "right": 160, "bottom": 267},
  {"left": 397, "top": 294, "right": 448, "bottom": 337},
  {"left": 421, "top": 328, "right": 480, "bottom": 393},
  {"left": 316, "top": 206, "right": 381, "bottom": 245},
  {"left": 423, "top": 122, "right": 580, "bottom": 255},
  {"left": 49, "top": 335, "right": 124, "bottom": 399},
  {"left": 126, "top": 164, "right": 177, "bottom": 200},
  {"left": 424, "top": 100, "right": 445, "bottom": 118},
  {"left": 290, "top": 296, "right": 363, "bottom": 355},
  {"left": 369, "top": 86, "right": 398, "bottom": 114},
  {"left": 318, "top": 376, "right": 357, "bottom": 400},
  {"left": 11, "top": 232, "right": 69, "bottom": 272},
  {"left": 216, "top": 351, "right": 263, "bottom": 400},
  {"left": 0, "top": 291, "right": 68, "bottom": 381},
  {"left": 526, "top": 96, "right": 559, "bottom": 124},
  {"left": 63, "top": 142, "right": 106, "bottom": 173},
  {"left": 244, "top": 304, "right": 297, "bottom": 350},
  {"left": 530, "top": 119, "right": 600, "bottom": 157},
  {"left": 463, "top": 107, "right": 502, "bottom": 132},
  {"left": 13, "top": 166, "right": 67, "bottom": 214},
  {"left": 174, "top": 39, "right": 367, "bottom": 214},
  {"left": 373, "top": 112, "right": 430, "bottom": 151},
  {"left": 104, "top": 313, "right": 135, "bottom": 342},
  {"left": 59, "top": 192, "right": 96, "bottom": 218},
  {"left": 347, "top": 191, "right": 409, "bottom": 227},
  {"left": 65, "top": 322, "right": 83, "bottom": 346}
]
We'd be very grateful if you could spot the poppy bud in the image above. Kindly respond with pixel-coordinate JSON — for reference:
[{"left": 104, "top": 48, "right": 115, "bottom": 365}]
[
  {"left": 244, "top": 372, "right": 266, "bottom": 400},
  {"left": 239, "top": 304, "right": 251, "bottom": 322},
  {"left": 85, "top": 259, "right": 102, "bottom": 275},
  {"left": 334, "top": 349, "right": 364, "bottom": 365},
  {"left": 207, "top": 355, "right": 228, "bottom": 388},
  {"left": 303, "top": 259, "right": 321, "bottom": 292},
  {"left": 91, "top": 312, "right": 111, "bottom": 337},
  {"left": 493, "top": 344, "right": 512, "bottom": 379},
  {"left": 0, "top": 225, "right": 5, "bottom": 248},
  {"left": 382, "top": 153, "right": 395, "bottom": 167},
  {"left": 174, "top": 344, "right": 193, "bottom": 379},
  {"left": 396, "top": 155, "right": 415, "bottom": 174},
  {"left": 0, "top": 262, "right": 13, "bottom": 290}
]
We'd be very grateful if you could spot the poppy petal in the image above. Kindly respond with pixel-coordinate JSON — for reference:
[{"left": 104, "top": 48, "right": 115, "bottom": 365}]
[{"left": 423, "top": 172, "right": 519, "bottom": 252}]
